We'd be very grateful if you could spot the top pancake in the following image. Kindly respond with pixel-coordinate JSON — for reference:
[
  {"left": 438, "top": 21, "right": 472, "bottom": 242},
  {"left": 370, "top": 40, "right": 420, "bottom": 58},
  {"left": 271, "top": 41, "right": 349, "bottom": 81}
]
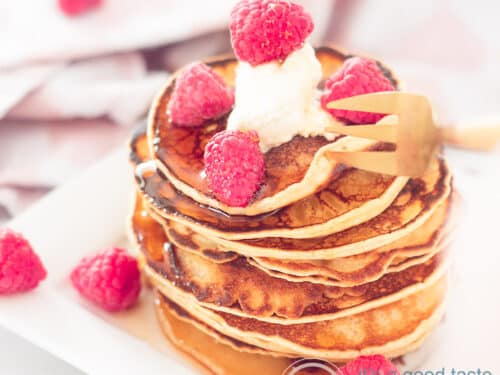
[
  {"left": 131, "top": 126, "right": 452, "bottom": 259},
  {"left": 148, "top": 46, "right": 400, "bottom": 216},
  {"left": 133, "top": 128, "right": 408, "bottom": 239}
]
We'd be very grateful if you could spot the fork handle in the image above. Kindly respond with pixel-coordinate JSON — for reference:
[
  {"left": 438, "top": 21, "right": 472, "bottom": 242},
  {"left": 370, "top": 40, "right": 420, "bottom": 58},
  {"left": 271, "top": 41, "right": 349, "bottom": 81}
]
[{"left": 439, "top": 124, "right": 500, "bottom": 151}]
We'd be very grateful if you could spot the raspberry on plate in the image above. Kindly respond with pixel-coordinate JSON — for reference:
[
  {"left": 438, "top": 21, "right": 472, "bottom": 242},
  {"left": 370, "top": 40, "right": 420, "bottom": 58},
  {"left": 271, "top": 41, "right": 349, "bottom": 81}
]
[
  {"left": 321, "top": 57, "right": 395, "bottom": 124},
  {"left": 204, "top": 130, "right": 265, "bottom": 207},
  {"left": 339, "top": 355, "right": 400, "bottom": 375},
  {"left": 230, "top": 0, "right": 314, "bottom": 66},
  {"left": 70, "top": 247, "right": 141, "bottom": 312},
  {"left": 0, "top": 229, "right": 47, "bottom": 294},
  {"left": 167, "top": 63, "right": 235, "bottom": 127},
  {"left": 58, "top": 0, "right": 102, "bottom": 17}
]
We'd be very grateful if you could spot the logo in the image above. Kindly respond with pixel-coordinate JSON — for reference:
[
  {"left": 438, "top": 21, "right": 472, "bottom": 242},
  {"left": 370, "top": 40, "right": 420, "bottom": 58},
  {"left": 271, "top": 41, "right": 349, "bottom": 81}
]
[{"left": 282, "top": 358, "right": 339, "bottom": 375}]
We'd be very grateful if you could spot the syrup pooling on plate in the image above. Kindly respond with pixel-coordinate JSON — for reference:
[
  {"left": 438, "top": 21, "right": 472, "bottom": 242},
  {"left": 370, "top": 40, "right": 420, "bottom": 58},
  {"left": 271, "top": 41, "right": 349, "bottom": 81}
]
[{"left": 154, "top": 291, "right": 298, "bottom": 375}]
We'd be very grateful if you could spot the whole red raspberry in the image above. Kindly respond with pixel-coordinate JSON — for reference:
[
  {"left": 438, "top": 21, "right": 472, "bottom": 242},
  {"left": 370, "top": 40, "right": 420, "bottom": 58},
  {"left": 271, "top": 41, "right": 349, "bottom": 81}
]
[
  {"left": 0, "top": 229, "right": 47, "bottom": 294},
  {"left": 321, "top": 57, "right": 395, "bottom": 124},
  {"left": 339, "top": 355, "right": 400, "bottom": 375},
  {"left": 70, "top": 247, "right": 141, "bottom": 312},
  {"left": 58, "top": 0, "right": 102, "bottom": 17},
  {"left": 230, "top": 0, "right": 314, "bottom": 66},
  {"left": 204, "top": 130, "right": 265, "bottom": 207},
  {"left": 167, "top": 63, "right": 235, "bottom": 127}
]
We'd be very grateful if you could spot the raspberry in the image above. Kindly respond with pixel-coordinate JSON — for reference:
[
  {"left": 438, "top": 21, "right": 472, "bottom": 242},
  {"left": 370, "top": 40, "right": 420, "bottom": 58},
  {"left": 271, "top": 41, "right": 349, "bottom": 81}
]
[
  {"left": 167, "top": 63, "right": 235, "bottom": 127},
  {"left": 321, "top": 57, "right": 395, "bottom": 124},
  {"left": 339, "top": 355, "right": 400, "bottom": 375},
  {"left": 70, "top": 247, "right": 141, "bottom": 312},
  {"left": 230, "top": 0, "right": 314, "bottom": 66},
  {"left": 0, "top": 229, "right": 47, "bottom": 294},
  {"left": 204, "top": 130, "right": 265, "bottom": 207},
  {"left": 58, "top": 0, "right": 102, "bottom": 17}
]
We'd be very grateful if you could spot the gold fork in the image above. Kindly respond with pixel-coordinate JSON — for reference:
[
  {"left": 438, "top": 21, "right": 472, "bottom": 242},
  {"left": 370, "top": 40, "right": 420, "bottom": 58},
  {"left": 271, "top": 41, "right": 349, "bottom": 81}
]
[{"left": 326, "top": 92, "right": 500, "bottom": 177}]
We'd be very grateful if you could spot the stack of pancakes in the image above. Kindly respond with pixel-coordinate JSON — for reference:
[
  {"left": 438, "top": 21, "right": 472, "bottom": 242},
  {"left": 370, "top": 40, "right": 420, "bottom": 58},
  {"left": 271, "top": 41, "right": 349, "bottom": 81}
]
[{"left": 129, "top": 47, "right": 454, "bottom": 369}]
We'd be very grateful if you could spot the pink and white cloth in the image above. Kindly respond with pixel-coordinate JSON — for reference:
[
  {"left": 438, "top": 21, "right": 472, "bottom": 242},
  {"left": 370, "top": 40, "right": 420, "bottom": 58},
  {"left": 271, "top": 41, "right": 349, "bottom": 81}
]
[{"left": 0, "top": 0, "right": 498, "bottom": 222}]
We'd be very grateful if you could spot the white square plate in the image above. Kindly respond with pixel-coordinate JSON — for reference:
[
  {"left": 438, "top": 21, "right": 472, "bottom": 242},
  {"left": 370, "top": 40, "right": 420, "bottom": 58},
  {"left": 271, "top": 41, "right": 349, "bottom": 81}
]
[{"left": 0, "top": 145, "right": 499, "bottom": 374}]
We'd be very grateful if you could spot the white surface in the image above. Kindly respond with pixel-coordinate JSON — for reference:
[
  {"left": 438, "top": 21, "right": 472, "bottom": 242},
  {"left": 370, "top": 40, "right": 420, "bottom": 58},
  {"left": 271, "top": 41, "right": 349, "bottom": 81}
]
[
  {"left": 0, "top": 148, "right": 194, "bottom": 375},
  {"left": 0, "top": 144, "right": 499, "bottom": 374},
  {"left": 0, "top": 326, "right": 82, "bottom": 375},
  {"left": 423, "top": 148, "right": 500, "bottom": 373}
]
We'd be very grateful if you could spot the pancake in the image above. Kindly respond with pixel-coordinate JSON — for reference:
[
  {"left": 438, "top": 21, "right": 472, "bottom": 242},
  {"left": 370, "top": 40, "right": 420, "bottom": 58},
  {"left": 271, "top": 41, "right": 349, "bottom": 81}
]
[
  {"left": 147, "top": 46, "right": 402, "bottom": 216},
  {"left": 142, "top": 159, "right": 451, "bottom": 260},
  {"left": 142, "top": 252, "right": 447, "bottom": 324},
  {"left": 132, "top": 32, "right": 454, "bottom": 366},
  {"left": 133, "top": 192, "right": 450, "bottom": 287},
  {"left": 133, "top": 128, "right": 409, "bottom": 240},
  {"left": 160, "top": 195, "right": 452, "bottom": 285},
  {"left": 248, "top": 197, "right": 452, "bottom": 286},
  {"left": 154, "top": 273, "right": 447, "bottom": 362},
  {"left": 156, "top": 292, "right": 437, "bottom": 373},
  {"left": 200, "top": 162, "right": 452, "bottom": 259},
  {"left": 131, "top": 126, "right": 452, "bottom": 258},
  {"left": 249, "top": 240, "right": 447, "bottom": 287},
  {"left": 131, "top": 189, "right": 448, "bottom": 287},
  {"left": 131, "top": 198, "right": 448, "bottom": 322}
]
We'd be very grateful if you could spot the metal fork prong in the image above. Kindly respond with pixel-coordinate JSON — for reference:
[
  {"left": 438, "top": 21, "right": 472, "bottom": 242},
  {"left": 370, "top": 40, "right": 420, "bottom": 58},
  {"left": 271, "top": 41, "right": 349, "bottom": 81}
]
[
  {"left": 327, "top": 151, "right": 400, "bottom": 175},
  {"left": 326, "top": 123, "right": 398, "bottom": 143},
  {"left": 327, "top": 92, "right": 428, "bottom": 115}
]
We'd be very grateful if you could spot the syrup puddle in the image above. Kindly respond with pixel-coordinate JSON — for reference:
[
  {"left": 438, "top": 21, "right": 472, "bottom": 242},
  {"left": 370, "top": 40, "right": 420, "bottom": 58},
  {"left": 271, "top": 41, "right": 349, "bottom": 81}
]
[{"left": 103, "top": 286, "right": 331, "bottom": 374}]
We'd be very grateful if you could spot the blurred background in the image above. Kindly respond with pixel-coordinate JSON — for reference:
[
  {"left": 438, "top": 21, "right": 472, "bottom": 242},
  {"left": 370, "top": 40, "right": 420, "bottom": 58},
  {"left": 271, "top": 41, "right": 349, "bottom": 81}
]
[{"left": 0, "top": 0, "right": 499, "bottom": 224}]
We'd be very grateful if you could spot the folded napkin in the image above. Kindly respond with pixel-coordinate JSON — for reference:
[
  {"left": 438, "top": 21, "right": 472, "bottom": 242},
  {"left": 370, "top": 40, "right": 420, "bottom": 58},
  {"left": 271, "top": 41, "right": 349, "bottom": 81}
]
[
  {"left": 0, "top": 118, "right": 130, "bottom": 220},
  {"left": 6, "top": 53, "right": 167, "bottom": 125},
  {"left": 0, "top": 63, "right": 64, "bottom": 119}
]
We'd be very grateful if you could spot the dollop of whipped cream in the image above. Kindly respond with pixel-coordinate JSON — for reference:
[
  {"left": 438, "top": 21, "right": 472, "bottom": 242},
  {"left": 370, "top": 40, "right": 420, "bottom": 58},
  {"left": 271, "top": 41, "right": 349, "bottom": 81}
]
[{"left": 227, "top": 43, "right": 336, "bottom": 152}]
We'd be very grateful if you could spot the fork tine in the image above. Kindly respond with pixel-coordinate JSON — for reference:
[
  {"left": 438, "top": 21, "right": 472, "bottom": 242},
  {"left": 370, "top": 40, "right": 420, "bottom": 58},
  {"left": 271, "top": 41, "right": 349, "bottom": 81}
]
[
  {"left": 328, "top": 92, "right": 439, "bottom": 177},
  {"left": 327, "top": 92, "right": 427, "bottom": 114},
  {"left": 327, "top": 151, "right": 399, "bottom": 175},
  {"left": 326, "top": 123, "right": 398, "bottom": 143}
]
